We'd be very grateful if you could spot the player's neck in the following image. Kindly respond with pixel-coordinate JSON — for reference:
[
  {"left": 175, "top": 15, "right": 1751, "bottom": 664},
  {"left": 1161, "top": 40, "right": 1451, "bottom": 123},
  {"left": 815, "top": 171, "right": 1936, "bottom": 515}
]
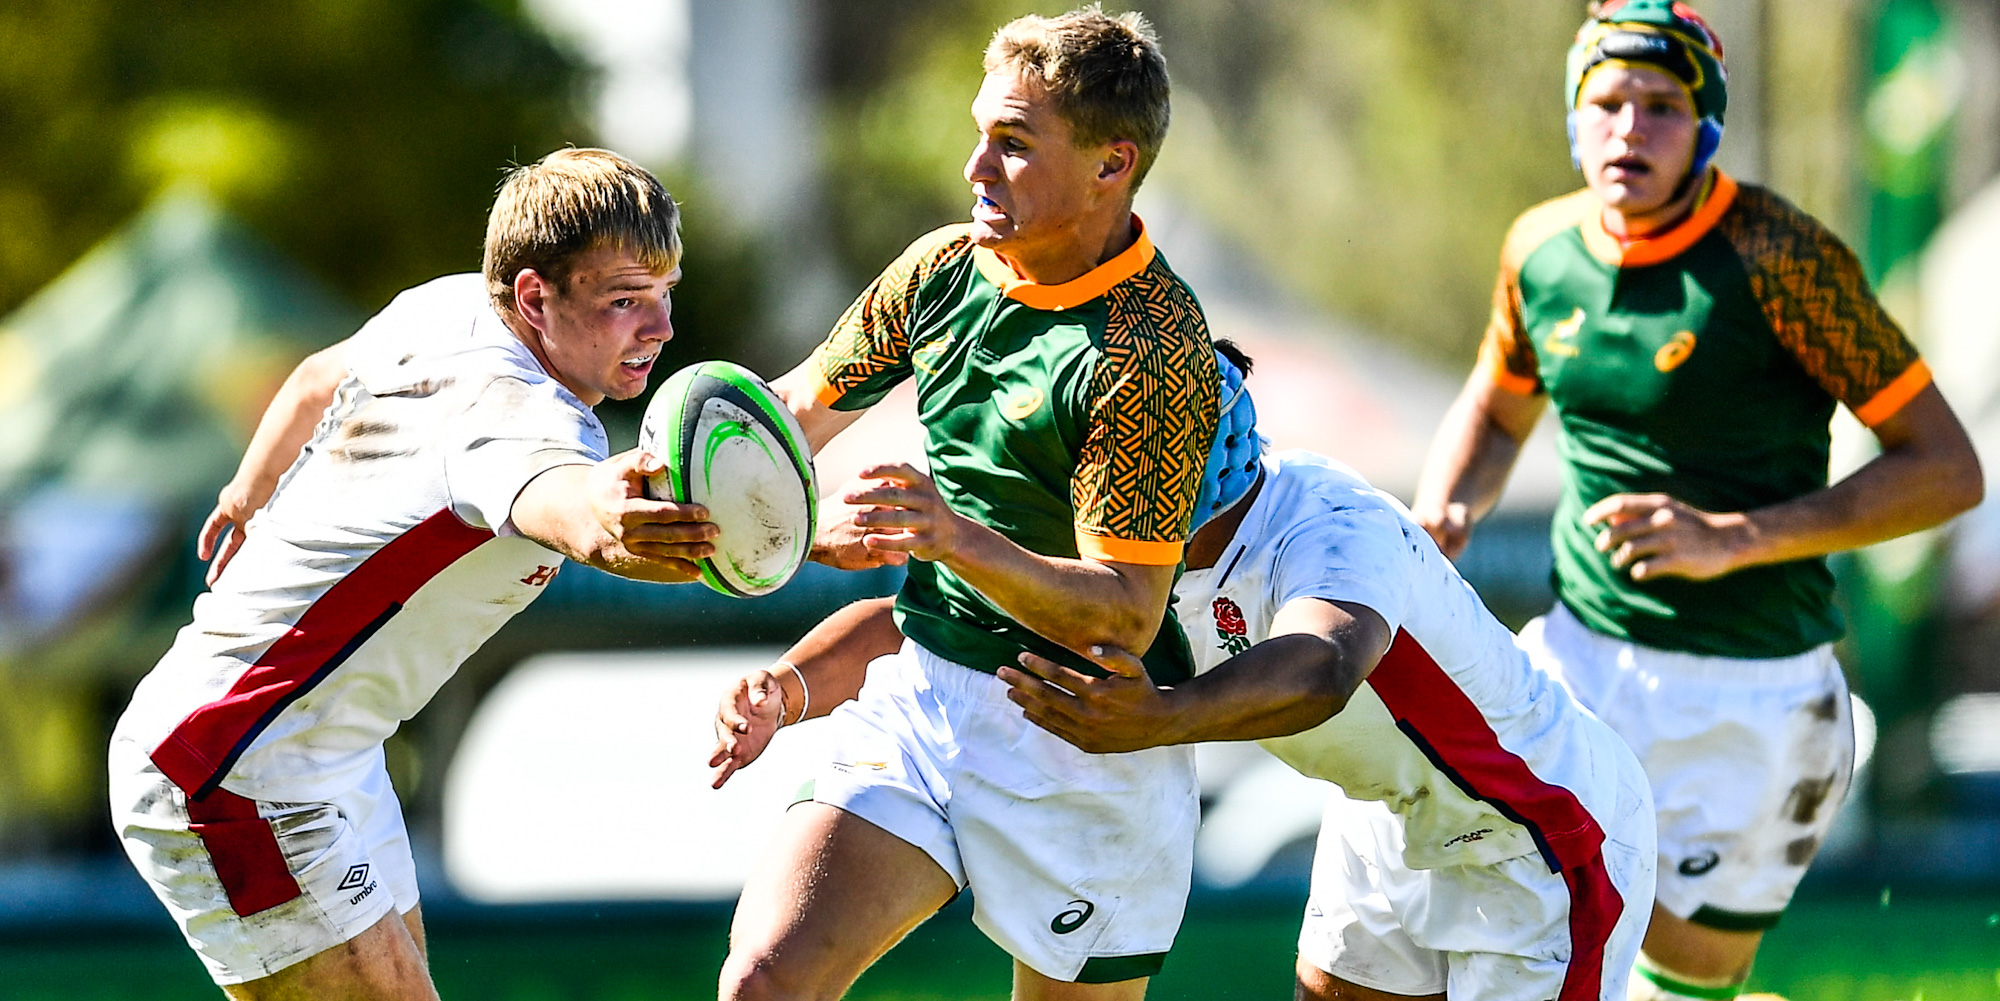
[
  {"left": 1600, "top": 168, "right": 1709, "bottom": 242},
  {"left": 1185, "top": 472, "right": 1265, "bottom": 571},
  {"left": 998, "top": 206, "right": 1138, "bottom": 286}
]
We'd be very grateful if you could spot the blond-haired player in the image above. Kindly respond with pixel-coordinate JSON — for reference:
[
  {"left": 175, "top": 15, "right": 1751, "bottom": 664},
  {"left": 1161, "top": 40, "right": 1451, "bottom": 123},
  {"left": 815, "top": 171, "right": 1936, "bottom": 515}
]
[
  {"left": 720, "top": 9, "right": 1219, "bottom": 1000},
  {"left": 110, "top": 148, "right": 716, "bottom": 999}
]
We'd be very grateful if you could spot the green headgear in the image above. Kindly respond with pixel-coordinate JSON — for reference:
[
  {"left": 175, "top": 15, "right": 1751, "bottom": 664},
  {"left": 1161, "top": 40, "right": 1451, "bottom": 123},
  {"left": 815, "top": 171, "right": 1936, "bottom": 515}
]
[{"left": 1564, "top": 0, "right": 1729, "bottom": 178}]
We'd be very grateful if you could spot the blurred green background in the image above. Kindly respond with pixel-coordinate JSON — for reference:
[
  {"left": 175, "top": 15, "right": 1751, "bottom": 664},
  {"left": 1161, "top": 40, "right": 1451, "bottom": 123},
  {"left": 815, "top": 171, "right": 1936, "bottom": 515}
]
[{"left": 2, "top": 0, "right": 1999, "bottom": 997}]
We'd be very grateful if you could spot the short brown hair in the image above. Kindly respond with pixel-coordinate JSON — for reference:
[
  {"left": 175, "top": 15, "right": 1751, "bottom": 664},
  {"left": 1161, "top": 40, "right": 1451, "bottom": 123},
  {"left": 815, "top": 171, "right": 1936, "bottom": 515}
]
[
  {"left": 984, "top": 6, "right": 1170, "bottom": 188},
  {"left": 482, "top": 147, "right": 682, "bottom": 312}
]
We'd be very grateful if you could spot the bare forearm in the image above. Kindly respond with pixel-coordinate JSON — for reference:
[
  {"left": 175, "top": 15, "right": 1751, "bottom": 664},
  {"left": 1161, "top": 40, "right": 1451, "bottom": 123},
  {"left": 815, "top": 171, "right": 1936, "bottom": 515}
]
[
  {"left": 778, "top": 596, "right": 902, "bottom": 719},
  {"left": 1414, "top": 380, "right": 1536, "bottom": 523},
  {"left": 232, "top": 345, "right": 346, "bottom": 498},
  {"left": 1732, "top": 434, "right": 1981, "bottom": 569},
  {"left": 1155, "top": 635, "right": 1355, "bottom": 743},
  {"left": 941, "top": 520, "right": 1169, "bottom": 655}
]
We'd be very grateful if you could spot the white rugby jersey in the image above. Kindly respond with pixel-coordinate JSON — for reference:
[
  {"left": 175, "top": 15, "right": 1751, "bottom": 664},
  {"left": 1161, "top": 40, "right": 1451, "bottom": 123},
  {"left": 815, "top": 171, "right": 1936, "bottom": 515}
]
[
  {"left": 1174, "top": 451, "right": 1630, "bottom": 873},
  {"left": 114, "top": 274, "right": 608, "bottom": 804}
]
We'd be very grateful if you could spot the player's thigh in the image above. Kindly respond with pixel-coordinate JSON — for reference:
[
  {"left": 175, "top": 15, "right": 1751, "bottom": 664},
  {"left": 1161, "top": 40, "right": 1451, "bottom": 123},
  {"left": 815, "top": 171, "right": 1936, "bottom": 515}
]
[
  {"left": 1295, "top": 958, "right": 1443, "bottom": 1001},
  {"left": 723, "top": 801, "right": 956, "bottom": 1001},
  {"left": 1638, "top": 903, "right": 1763, "bottom": 984},
  {"left": 221, "top": 909, "right": 435, "bottom": 1001},
  {"left": 1013, "top": 959, "right": 1150, "bottom": 1001}
]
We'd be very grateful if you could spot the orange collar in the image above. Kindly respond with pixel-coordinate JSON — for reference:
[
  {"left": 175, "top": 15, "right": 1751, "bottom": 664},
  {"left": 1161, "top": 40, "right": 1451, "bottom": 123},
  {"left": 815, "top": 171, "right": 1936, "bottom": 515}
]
[
  {"left": 971, "top": 216, "right": 1156, "bottom": 311},
  {"left": 1581, "top": 170, "right": 1737, "bottom": 268}
]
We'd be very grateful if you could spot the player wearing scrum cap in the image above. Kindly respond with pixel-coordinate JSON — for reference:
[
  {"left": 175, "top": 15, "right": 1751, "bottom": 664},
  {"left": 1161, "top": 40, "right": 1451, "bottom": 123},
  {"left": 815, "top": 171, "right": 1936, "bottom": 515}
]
[
  {"left": 109, "top": 148, "right": 717, "bottom": 998},
  {"left": 1412, "top": 3, "right": 1981, "bottom": 998},
  {"left": 720, "top": 348, "right": 1660, "bottom": 1001},
  {"left": 726, "top": 8, "right": 1218, "bottom": 1000}
]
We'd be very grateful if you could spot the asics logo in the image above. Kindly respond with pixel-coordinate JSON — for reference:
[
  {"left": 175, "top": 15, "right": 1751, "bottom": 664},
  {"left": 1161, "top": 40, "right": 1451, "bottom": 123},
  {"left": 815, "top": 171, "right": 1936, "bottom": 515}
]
[
  {"left": 1051, "top": 899, "right": 1095, "bottom": 935},
  {"left": 1677, "top": 850, "right": 1721, "bottom": 876}
]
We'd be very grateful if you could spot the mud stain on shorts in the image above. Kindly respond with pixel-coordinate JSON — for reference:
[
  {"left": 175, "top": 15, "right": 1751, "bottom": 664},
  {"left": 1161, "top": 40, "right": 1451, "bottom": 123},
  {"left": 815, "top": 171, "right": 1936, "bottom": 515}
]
[{"left": 1784, "top": 773, "right": 1837, "bottom": 824}]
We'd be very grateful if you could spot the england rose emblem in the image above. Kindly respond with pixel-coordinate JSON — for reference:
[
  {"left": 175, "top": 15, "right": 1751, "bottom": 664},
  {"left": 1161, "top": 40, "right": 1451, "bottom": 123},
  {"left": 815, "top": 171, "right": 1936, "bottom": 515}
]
[{"left": 1212, "top": 596, "right": 1251, "bottom": 655}]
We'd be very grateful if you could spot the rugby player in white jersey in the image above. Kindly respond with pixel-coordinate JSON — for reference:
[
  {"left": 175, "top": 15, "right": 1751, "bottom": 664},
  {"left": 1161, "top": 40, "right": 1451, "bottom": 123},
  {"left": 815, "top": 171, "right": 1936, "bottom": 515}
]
[
  {"left": 110, "top": 148, "right": 717, "bottom": 1000},
  {"left": 715, "top": 347, "right": 1658, "bottom": 1001}
]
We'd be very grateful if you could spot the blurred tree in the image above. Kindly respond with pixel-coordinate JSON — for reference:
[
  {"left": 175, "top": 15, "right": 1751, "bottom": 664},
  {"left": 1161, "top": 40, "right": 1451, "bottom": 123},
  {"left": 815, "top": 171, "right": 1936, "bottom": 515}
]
[
  {"left": 812, "top": 0, "right": 1582, "bottom": 366},
  {"left": 0, "top": 0, "right": 579, "bottom": 316}
]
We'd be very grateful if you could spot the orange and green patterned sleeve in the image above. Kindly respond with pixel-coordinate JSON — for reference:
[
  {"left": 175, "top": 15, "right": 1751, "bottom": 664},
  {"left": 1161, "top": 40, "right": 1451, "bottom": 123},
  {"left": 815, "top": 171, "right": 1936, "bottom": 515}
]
[
  {"left": 1476, "top": 190, "right": 1596, "bottom": 395},
  {"left": 808, "top": 224, "right": 972, "bottom": 411},
  {"left": 1069, "top": 263, "right": 1219, "bottom": 566},
  {"left": 1722, "top": 187, "right": 1929, "bottom": 427}
]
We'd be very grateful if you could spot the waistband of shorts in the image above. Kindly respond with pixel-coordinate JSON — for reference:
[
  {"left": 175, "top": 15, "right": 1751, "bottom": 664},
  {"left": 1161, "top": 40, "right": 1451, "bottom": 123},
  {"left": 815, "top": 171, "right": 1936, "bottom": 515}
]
[
  {"left": 1543, "top": 602, "right": 1841, "bottom": 686},
  {"left": 907, "top": 640, "right": 1015, "bottom": 706}
]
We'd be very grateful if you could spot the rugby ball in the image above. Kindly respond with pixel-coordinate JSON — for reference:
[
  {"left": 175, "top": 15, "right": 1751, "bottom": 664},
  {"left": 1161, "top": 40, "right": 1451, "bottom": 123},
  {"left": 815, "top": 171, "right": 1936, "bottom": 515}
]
[{"left": 639, "top": 361, "right": 817, "bottom": 597}]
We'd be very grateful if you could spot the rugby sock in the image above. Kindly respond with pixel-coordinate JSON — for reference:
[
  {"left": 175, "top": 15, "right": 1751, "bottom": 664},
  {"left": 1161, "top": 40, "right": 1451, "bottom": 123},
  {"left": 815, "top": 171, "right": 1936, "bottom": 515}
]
[{"left": 1628, "top": 954, "right": 1747, "bottom": 1001}]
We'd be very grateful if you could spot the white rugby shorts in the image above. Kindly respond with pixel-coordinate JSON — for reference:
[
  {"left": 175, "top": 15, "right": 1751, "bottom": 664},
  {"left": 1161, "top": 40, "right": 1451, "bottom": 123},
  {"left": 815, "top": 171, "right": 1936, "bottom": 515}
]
[
  {"left": 805, "top": 639, "right": 1200, "bottom": 984},
  {"left": 1519, "top": 603, "right": 1855, "bottom": 930},
  {"left": 108, "top": 737, "right": 420, "bottom": 985},
  {"left": 1299, "top": 769, "right": 1654, "bottom": 1001}
]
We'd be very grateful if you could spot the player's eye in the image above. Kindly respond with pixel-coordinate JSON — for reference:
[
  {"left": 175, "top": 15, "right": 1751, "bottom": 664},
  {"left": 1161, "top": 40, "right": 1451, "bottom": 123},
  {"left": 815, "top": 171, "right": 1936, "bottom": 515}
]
[
  {"left": 1002, "top": 137, "right": 1027, "bottom": 154},
  {"left": 612, "top": 297, "right": 637, "bottom": 309}
]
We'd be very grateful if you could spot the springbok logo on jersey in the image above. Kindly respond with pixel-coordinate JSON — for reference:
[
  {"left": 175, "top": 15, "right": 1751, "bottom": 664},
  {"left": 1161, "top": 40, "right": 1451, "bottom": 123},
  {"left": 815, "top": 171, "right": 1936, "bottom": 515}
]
[
  {"left": 1543, "top": 307, "right": 1584, "bottom": 358},
  {"left": 1213, "top": 597, "right": 1251, "bottom": 656}
]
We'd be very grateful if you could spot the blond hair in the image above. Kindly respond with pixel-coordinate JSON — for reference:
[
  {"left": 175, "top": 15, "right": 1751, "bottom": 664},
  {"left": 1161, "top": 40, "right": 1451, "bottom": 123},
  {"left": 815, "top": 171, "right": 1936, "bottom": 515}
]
[
  {"left": 984, "top": 6, "right": 1170, "bottom": 188},
  {"left": 482, "top": 147, "right": 681, "bottom": 312}
]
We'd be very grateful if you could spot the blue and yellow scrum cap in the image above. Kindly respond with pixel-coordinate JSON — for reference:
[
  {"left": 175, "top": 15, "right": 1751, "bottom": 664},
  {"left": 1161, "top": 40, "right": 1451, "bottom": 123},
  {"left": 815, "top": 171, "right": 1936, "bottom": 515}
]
[
  {"left": 1191, "top": 347, "right": 1264, "bottom": 533},
  {"left": 1565, "top": 0, "right": 1728, "bottom": 178}
]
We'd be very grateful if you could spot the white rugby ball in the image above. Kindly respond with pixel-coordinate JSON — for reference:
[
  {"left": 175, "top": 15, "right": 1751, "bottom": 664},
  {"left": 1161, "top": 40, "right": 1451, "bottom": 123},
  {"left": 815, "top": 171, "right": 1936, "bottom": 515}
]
[{"left": 639, "top": 361, "right": 817, "bottom": 597}]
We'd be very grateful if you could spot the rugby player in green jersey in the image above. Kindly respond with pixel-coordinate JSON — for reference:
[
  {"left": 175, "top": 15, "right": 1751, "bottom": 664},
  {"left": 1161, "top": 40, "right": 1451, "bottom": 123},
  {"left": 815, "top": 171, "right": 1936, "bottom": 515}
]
[
  {"left": 718, "top": 9, "right": 1219, "bottom": 1001},
  {"left": 1413, "top": 3, "right": 1982, "bottom": 999}
]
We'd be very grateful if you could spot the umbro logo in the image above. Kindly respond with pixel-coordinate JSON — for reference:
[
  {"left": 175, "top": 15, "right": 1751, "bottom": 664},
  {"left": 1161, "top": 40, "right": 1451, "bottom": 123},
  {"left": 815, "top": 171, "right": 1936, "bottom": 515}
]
[
  {"left": 1050, "top": 898, "right": 1095, "bottom": 935},
  {"left": 337, "top": 863, "right": 371, "bottom": 891}
]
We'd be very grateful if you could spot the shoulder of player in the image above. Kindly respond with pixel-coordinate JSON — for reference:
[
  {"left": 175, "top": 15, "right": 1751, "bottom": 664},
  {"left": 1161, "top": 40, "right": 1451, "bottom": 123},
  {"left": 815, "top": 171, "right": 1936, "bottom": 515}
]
[
  {"left": 889, "top": 223, "right": 977, "bottom": 280},
  {"left": 1498, "top": 189, "right": 1597, "bottom": 275},
  {"left": 1713, "top": 181, "right": 1859, "bottom": 269},
  {"left": 1097, "top": 254, "right": 1211, "bottom": 351}
]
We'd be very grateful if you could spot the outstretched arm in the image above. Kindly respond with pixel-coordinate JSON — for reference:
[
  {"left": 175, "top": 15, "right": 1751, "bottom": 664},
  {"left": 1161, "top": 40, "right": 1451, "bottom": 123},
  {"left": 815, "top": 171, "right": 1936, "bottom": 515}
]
[
  {"left": 1412, "top": 371, "right": 1545, "bottom": 560},
  {"left": 997, "top": 597, "right": 1392, "bottom": 754},
  {"left": 509, "top": 450, "right": 718, "bottom": 583},
  {"left": 710, "top": 596, "right": 903, "bottom": 787},
  {"left": 1587, "top": 384, "right": 1983, "bottom": 581},
  {"left": 199, "top": 341, "right": 351, "bottom": 583}
]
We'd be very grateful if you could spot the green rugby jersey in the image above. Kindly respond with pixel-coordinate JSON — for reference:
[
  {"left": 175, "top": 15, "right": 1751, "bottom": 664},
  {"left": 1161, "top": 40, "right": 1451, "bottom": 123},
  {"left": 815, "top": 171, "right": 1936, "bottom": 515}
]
[
  {"left": 1481, "top": 171, "right": 1931, "bottom": 658},
  {"left": 806, "top": 220, "right": 1219, "bottom": 682}
]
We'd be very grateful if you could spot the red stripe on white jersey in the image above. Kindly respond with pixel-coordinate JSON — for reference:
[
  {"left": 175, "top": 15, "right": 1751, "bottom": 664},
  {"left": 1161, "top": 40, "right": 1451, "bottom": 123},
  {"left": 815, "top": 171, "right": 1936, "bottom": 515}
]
[
  {"left": 186, "top": 787, "right": 299, "bottom": 916},
  {"left": 152, "top": 510, "right": 493, "bottom": 799},
  {"left": 1367, "top": 629, "right": 1622, "bottom": 1001}
]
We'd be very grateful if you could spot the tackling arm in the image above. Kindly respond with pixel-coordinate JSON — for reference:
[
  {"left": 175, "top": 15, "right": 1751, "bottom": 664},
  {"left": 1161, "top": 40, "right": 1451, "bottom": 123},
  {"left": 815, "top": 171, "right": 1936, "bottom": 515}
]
[
  {"left": 999, "top": 597, "right": 1393, "bottom": 754},
  {"left": 1412, "top": 371, "right": 1546, "bottom": 560},
  {"left": 199, "top": 341, "right": 352, "bottom": 583},
  {"left": 710, "top": 596, "right": 903, "bottom": 787}
]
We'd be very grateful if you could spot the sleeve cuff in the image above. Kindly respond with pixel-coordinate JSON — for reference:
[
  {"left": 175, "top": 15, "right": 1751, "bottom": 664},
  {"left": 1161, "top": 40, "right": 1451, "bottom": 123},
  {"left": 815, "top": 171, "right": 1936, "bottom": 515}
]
[
  {"left": 1477, "top": 337, "right": 1540, "bottom": 396},
  {"left": 1074, "top": 532, "right": 1184, "bottom": 566},
  {"left": 1852, "top": 359, "right": 1932, "bottom": 427}
]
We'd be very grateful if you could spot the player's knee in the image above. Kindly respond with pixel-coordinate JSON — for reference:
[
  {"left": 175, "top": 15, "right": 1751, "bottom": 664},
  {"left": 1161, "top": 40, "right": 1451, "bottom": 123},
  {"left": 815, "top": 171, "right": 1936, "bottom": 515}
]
[{"left": 719, "top": 951, "right": 838, "bottom": 1001}]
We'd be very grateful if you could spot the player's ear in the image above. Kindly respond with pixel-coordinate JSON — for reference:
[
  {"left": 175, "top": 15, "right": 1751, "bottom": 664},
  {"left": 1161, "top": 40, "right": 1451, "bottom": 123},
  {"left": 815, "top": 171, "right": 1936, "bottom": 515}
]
[
  {"left": 1098, "top": 139, "right": 1138, "bottom": 186},
  {"left": 514, "top": 268, "right": 553, "bottom": 333}
]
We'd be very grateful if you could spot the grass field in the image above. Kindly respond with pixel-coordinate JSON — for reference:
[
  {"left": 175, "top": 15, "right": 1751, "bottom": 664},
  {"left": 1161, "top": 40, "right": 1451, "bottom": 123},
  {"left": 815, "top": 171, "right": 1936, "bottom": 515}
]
[{"left": 6, "top": 890, "right": 1998, "bottom": 1000}]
